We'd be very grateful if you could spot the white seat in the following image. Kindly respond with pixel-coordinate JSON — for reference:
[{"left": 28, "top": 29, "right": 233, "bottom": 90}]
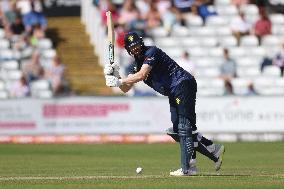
[
  {"left": 162, "top": 47, "right": 183, "bottom": 59},
  {"left": 206, "top": 16, "right": 229, "bottom": 26},
  {"left": 0, "top": 80, "right": 5, "bottom": 90},
  {"left": 215, "top": 0, "right": 231, "bottom": 5},
  {"left": 216, "top": 5, "right": 238, "bottom": 16},
  {"left": 6, "top": 70, "right": 22, "bottom": 80},
  {"left": 241, "top": 4, "right": 259, "bottom": 16},
  {"left": 216, "top": 26, "right": 232, "bottom": 36},
  {"left": 272, "top": 25, "right": 284, "bottom": 35},
  {"left": 21, "top": 47, "right": 34, "bottom": 59},
  {"left": 188, "top": 47, "right": 207, "bottom": 57},
  {"left": 180, "top": 37, "right": 199, "bottom": 47},
  {"left": 197, "top": 78, "right": 224, "bottom": 96},
  {"left": 196, "top": 78, "right": 211, "bottom": 88},
  {"left": 155, "top": 37, "right": 179, "bottom": 47},
  {"left": 0, "top": 50, "right": 14, "bottom": 60},
  {"left": 219, "top": 36, "right": 238, "bottom": 47},
  {"left": 229, "top": 47, "right": 246, "bottom": 58},
  {"left": 32, "top": 90, "right": 53, "bottom": 98},
  {"left": 263, "top": 46, "right": 280, "bottom": 58},
  {"left": 250, "top": 47, "right": 267, "bottom": 57},
  {"left": 236, "top": 57, "right": 260, "bottom": 67},
  {"left": 200, "top": 37, "right": 218, "bottom": 47},
  {"left": 231, "top": 78, "right": 251, "bottom": 95},
  {"left": 149, "top": 27, "right": 169, "bottom": 37},
  {"left": 0, "top": 29, "right": 5, "bottom": 38},
  {"left": 208, "top": 47, "right": 223, "bottom": 57},
  {"left": 262, "top": 65, "right": 281, "bottom": 77},
  {"left": 245, "top": 14, "right": 260, "bottom": 24},
  {"left": 0, "top": 90, "right": 8, "bottom": 99},
  {"left": 42, "top": 49, "right": 57, "bottom": 59},
  {"left": 194, "top": 27, "right": 216, "bottom": 36},
  {"left": 185, "top": 15, "right": 203, "bottom": 27},
  {"left": 257, "top": 87, "right": 284, "bottom": 96},
  {"left": 37, "top": 38, "right": 53, "bottom": 49},
  {"left": 197, "top": 88, "right": 224, "bottom": 96},
  {"left": 195, "top": 58, "right": 220, "bottom": 67},
  {"left": 253, "top": 77, "right": 275, "bottom": 88},
  {"left": 196, "top": 67, "right": 220, "bottom": 78},
  {"left": 1, "top": 60, "right": 19, "bottom": 70},
  {"left": 143, "top": 37, "right": 154, "bottom": 46},
  {"left": 270, "top": 14, "right": 284, "bottom": 25},
  {"left": 275, "top": 78, "right": 284, "bottom": 87},
  {"left": 0, "top": 39, "right": 10, "bottom": 49},
  {"left": 31, "top": 80, "right": 50, "bottom": 91},
  {"left": 237, "top": 67, "right": 261, "bottom": 78},
  {"left": 261, "top": 35, "right": 281, "bottom": 46},
  {"left": 254, "top": 77, "right": 284, "bottom": 95},
  {"left": 172, "top": 26, "right": 190, "bottom": 37},
  {"left": 240, "top": 35, "right": 259, "bottom": 46}
]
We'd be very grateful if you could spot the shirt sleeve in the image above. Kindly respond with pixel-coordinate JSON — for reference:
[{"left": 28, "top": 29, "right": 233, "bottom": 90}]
[{"left": 143, "top": 47, "right": 158, "bottom": 67}]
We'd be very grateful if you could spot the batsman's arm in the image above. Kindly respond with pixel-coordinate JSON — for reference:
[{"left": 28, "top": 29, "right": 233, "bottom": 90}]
[{"left": 119, "top": 64, "right": 152, "bottom": 93}]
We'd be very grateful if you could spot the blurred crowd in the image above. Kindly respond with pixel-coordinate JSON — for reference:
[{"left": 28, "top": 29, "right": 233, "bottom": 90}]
[
  {"left": 94, "top": 0, "right": 284, "bottom": 96},
  {"left": 0, "top": 0, "right": 65, "bottom": 98}
]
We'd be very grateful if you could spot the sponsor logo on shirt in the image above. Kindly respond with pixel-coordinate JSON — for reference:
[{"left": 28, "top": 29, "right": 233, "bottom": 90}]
[
  {"left": 176, "top": 98, "right": 180, "bottom": 105},
  {"left": 145, "top": 57, "right": 154, "bottom": 61}
]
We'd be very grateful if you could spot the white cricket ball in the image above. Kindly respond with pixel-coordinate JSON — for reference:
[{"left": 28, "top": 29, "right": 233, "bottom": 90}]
[{"left": 136, "top": 167, "right": 143, "bottom": 174}]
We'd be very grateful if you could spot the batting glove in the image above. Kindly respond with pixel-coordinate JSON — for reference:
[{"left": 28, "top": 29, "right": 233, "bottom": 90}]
[
  {"left": 105, "top": 75, "right": 122, "bottom": 87},
  {"left": 104, "top": 63, "right": 121, "bottom": 78}
]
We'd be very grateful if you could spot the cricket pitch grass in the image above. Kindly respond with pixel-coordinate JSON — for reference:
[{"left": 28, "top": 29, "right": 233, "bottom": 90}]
[{"left": 0, "top": 142, "right": 283, "bottom": 189}]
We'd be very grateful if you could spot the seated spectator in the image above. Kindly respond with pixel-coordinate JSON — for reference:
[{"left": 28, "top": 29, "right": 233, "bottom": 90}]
[
  {"left": 30, "top": 23, "right": 45, "bottom": 46},
  {"left": 162, "top": 1, "right": 182, "bottom": 33},
  {"left": 126, "top": 12, "right": 147, "bottom": 37},
  {"left": 22, "top": 3, "right": 47, "bottom": 32},
  {"left": 219, "top": 48, "right": 237, "bottom": 95},
  {"left": 4, "top": 1, "right": 18, "bottom": 24},
  {"left": 260, "top": 56, "right": 272, "bottom": 73},
  {"left": 135, "top": 0, "right": 150, "bottom": 18},
  {"left": 173, "top": 0, "right": 195, "bottom": 13},
  {"left": 195, "top": 0, "right": 217, "bottom": 22},
  {"left": 44, "top": 56, "right": 65, "bottom": 94},
  {"left": 145, "top": 1, "right": 161, "bottom": 29},
  {"left": 244, "top": 82, "right": 258, "bottom": 96},
  {"left": 118, "top": 0, "right": 139, "bottom": 26},
  {"left": 230, "top": 11, "right": 251, "bottom": 45},
  {"left": 16, "top": 0, "right": 32, "bottom": 16},
  {"left": 0, "top": 0, "right": 10, "bottom": 16},
  {"left": 273, "top": 43, "right": 284, "bottom": 77},
  {"left": 177, "top": 51, "right": 195, "bottom": 75},
  {"left": 31, "top": 0, "right": 43, "bottom": 13},
  {"left": 252, "top": 9, "right": 271, "bottom": 43},
  {"left": 220, "top": 48, "right": 237, "bottom": 80},
  {"left": 9, "top": 75, "right": 30, "bottom": 98},
  {"left": 21, "top": 51, "right": 44, "bottom": 82},
  {"left": 0, "top": 9, "right": 5, "bottom": 28},
  {"left": 9, "top": 15, "right": 25, "bottom": 36},
  {"left": 224, "top": 79, "right": 234, "bottom": 95}
]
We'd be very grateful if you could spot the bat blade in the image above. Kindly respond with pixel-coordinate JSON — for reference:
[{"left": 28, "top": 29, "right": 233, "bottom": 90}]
[{"left": 106, "top": 11, "right": 115, "bottom": 64}]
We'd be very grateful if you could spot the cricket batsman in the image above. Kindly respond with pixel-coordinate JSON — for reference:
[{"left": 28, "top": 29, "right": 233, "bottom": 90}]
[{"left": 104, "top": 32, "right": 225, "bottom": 176}]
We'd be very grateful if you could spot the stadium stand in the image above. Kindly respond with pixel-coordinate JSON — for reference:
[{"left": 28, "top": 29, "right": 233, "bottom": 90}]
[
  {"left": 88, "top": 0, "right": 284, "bottom": 97},
  {"left": 0, "top": 0, "right": 63, "bottom": 98}
]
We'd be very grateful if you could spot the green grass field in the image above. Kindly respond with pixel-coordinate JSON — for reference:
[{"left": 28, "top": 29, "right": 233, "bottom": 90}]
[{"left": 0, "top": 142, "right": 283, "bottom": 189}]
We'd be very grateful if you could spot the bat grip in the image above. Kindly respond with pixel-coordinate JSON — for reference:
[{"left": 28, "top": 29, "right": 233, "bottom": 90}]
[{"left": 109, "top": 44, "right": 114, "bottom": 65}]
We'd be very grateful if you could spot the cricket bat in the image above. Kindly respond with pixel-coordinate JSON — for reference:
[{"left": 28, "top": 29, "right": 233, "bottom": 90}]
[{"left": 106, "top": 11, "right": 115, "bottom": 65}]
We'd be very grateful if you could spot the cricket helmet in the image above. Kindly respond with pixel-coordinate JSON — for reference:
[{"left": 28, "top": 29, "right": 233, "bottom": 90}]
[{"left": 124, "top": 32, "right": 144, "bottom": 56}]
